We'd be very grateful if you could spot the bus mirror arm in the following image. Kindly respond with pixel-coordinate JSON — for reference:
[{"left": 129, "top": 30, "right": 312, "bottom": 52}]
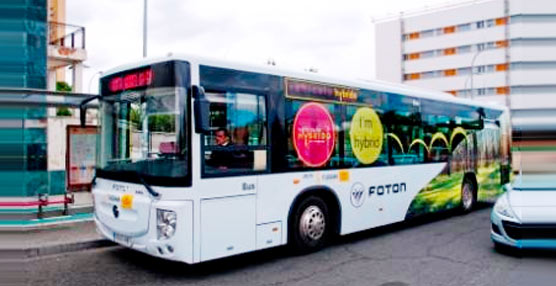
[
  {"left": 79, "top": 95, "right": 101, "bottom": 127},
  {"left": 192, "top": 85, "right": 211, "bottom": 134}
]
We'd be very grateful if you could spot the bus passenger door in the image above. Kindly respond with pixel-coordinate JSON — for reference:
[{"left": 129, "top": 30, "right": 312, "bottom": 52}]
[{"left": 195, "top": 84, "right": 269, "bottom": 261}]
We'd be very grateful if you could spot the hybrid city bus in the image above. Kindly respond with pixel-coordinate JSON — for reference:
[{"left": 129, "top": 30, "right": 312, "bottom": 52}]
[{"left": 89, "top": 56, "right": 511, "bottom": 264}]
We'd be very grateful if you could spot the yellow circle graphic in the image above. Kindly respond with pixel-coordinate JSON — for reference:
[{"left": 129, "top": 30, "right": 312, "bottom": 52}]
[{"left": 349, "top": 107, "right": 384, "bottom": 164}]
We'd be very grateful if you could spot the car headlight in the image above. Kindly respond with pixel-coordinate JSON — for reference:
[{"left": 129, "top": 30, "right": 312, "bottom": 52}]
[
  {"left": 494, "top": 194, "right": 515, "bottom": 219},
  {"left": 157, "top": 209, "right": 177, "bottom": 240}
]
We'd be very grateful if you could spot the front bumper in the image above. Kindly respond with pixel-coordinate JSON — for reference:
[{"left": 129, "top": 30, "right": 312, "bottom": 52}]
[
  {"left": 490, "top": 209, "right": 556, "bottom": 249},
  {"left": 95, "top": 200, "right": 194, "bottom": 263}
]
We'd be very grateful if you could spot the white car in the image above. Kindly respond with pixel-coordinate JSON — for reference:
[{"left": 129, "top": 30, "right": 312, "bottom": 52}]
[{"left": 491, "top": 174, "right": 556, "bottom": 250}]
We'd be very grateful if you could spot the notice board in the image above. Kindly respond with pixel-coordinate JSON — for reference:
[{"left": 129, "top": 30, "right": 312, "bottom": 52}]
[{"left": 66, "top": 125, "right": 98, "bottom": 191}]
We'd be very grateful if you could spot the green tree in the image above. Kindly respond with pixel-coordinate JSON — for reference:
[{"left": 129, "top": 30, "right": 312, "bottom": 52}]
[{"left": 56, "top": 81, "right": 73, "bottom": 116}]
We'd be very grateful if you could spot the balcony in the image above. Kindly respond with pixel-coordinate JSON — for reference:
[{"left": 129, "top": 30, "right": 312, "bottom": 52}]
[{"left": 47, "top": 21, "right": 87, "bottom": 70}]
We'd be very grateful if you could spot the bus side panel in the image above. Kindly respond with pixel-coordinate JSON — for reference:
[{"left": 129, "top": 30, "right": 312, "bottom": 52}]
[
  {"left": 256, "top": 163, "right": 446, "bottom": 239},
  {"left": 476, "top": 126, "right": 505, "bottom": 202}
]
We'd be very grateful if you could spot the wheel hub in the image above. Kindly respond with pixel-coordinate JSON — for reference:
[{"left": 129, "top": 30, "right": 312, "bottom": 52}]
[
  {"left": 299, "top": 205, "right": 326, "bottom": 242},
  {"left": 462, "top": 184, "right": 473, "bottom": 209}
]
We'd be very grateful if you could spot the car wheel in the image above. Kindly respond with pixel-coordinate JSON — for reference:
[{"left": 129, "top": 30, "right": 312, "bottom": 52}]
[
  {"left": 460, "top": 177, "right": 477, "bottom": 213},
  {"left": 290, "top": 196, "right": 330, "bottom": 253}
]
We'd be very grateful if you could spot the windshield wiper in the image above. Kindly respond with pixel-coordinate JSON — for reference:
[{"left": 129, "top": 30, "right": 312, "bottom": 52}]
[{"left": 135, "top": 172, "right": 160, "bottom": 198}]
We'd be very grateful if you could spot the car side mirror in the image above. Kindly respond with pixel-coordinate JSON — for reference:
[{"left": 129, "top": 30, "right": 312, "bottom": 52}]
[{"left": 192, "top": 85, "right": 211, "bottom": 134}]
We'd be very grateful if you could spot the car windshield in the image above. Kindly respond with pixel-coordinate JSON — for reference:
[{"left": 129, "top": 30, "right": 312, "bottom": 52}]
[
  {"left": 513, "top": 144, "right": 556, "bottom": 191},
  {"left": 96, "top": 87, "right": 188, "bottom": 182},
  {"left": 513, "top": 174, "right": 556, "bottom": 191}
]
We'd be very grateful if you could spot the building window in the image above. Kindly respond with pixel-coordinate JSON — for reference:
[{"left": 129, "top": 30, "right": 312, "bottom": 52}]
[
  {"left": 443, "top": 48, "right": 456, "bottom": 56},
  {"left": 496, "top": 63, "right": 508, "bottom": 71},
  {"left": 497, "top": 86, "right": 510, "bottom": 95},
  {"left": 456, "top": 23, "right": 472, "bottom": 32},
  {"left": 421, "top": 50, "right": 435, "bottom": 58},
  {"left": 476, "top": 21, "right": 485, "bottom": 29},
  {"left": 496, "top": 40, "right": 508, "bottom": 48},
  {"left": 409, "top": 73, "right": 421, "bottom": 80},
  {"left": 457, "top": 45, "right": 472, "bottom": 54},
  {"left": 477, "top": 43, "right": 486, "bottom": 51},
  {"left": 496, "top": 17, "right": 508, "bottom": 26},
  {"left": 443, "top": 26, "right": 456, "bottom": 34},
  {"left": 421, "top": 71, "right": 436, "bottom": 79},
  {"left": 409, "top": 32, "right": 420, "bottom": 40},
  {"left": 486, "top": 19, "right": 495, "bottom": 27},
  {"left": 444, "top": 69, "right": 457, "bottom": 77},
  {"left": 457, "top": 67, "right": 472, "bottom": 75},
  {"left": 408, "top": 53, "right": 420, "bottom": 60},
  {"left": 421, "top": 29, "right": 435, "bottom": 38}
]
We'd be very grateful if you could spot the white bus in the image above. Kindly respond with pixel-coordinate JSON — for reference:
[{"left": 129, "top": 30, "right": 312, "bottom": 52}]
[{"left": 89, "top": 55, "right": 511, "bottom": 264}]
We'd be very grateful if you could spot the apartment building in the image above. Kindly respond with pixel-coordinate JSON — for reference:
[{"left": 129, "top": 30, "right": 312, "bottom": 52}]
[{"left": 374, "top": 0, "right": 556, "bottom": 131}]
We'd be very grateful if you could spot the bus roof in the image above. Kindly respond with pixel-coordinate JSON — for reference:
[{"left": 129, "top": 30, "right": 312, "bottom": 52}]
[{"left": 102, "top": 54, "right": 507, "bottom": 112}]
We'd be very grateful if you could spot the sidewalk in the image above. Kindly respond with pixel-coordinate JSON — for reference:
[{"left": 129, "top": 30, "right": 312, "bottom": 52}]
[{"left": 0, "top": 220, "right": 114, "bottom": 259}]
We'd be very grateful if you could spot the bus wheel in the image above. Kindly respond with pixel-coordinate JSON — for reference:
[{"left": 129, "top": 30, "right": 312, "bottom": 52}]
[
  {"left": 460, "top": 177, "right": 477, "bottom": 213},
  {"left": 290, "top": 196, "right": 330, "bottom": 253}
]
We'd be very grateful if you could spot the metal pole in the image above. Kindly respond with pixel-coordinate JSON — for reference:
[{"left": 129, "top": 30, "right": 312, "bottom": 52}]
[
  {"left": 143, "top": 0, "right": 147, "bottom": 58},
  {"left": 468, "top": 48, "right": 484, "bottom": 99}
]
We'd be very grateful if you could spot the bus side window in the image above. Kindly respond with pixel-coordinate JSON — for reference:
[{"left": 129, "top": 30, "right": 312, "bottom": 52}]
[
  {"left": 383, "top": 94, "right": 425, "bottom": 165},
  {"left": 202, "top": 92, "right": 267, "bottom": 176}
]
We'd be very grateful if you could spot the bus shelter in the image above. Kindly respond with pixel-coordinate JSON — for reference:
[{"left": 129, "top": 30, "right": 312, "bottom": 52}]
[{"left": 0, "top": 88, "right": 98, "bottom": 221}]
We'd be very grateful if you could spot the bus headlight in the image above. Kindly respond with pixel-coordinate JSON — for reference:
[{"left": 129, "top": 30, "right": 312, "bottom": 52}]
[
  {"left": 157, "top": 209, "right": 177, "bottom": 240},
  {"left": 494, "top": 194, "right": 515, "bottom": 219}
]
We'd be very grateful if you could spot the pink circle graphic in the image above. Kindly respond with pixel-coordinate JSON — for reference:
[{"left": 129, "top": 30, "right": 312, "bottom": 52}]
[{"left": 292, "top": 102, "right": 336, "bottom": 167}]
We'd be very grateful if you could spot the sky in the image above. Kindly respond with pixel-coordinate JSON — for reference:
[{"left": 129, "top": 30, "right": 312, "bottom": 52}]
[{"left": 67, "top": 0, "right": 455, "bottom": 93}]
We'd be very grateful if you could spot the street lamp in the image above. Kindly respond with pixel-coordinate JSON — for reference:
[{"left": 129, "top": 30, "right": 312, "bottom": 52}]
[
  {"left": 467, "top": 47, "right": 485, "bottom": 99},
  {"left": 143, "top": 0, "right": 148, "bottom": 58},
  {"left": 88, "top": 71, "right": 103, "bottom": 93}
]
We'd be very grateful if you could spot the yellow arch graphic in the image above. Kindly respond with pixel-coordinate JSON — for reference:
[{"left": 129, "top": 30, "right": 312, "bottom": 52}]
[
  {"left": 449, "top": 127, "right": 468, "bottom": 150},
  {"left": 429, "top": 132, "right": 449, "bottom": 151},
  {"left": 408, "top": 139, "right": 430, "bottom": 154},
  {"left": 386, "top": 133, "right": 404, "bottom": 153}
]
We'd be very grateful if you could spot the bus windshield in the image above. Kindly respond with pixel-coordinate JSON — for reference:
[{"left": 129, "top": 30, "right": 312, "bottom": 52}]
[{"left": 96, "top": 86, "right": 188, "bottom": 184}]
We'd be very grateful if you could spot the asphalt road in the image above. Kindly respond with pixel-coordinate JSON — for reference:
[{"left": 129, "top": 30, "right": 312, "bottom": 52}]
[{"left": 24, "top": 206, "right": 556, "bottom": 286}]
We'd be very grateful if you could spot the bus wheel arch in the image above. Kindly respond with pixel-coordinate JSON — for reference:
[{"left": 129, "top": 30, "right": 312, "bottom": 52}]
[
  {"left": 461, "top": 172, "right": 478, "bottom": 213},
  {"left": 287, "top": 186, "right": 341, "bottom": 253}
]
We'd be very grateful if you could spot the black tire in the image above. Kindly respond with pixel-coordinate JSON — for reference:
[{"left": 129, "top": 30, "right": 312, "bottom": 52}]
[
  {"left": 460, "top": 176, "right": 477, "bottom": 213},
  {"left": 289, "top": 196, "right": 330, "bottom": 254}
]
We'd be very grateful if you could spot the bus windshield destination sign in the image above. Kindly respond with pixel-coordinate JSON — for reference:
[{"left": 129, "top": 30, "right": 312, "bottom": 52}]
[{"left": 109, "top": 69, "right": 154, "bottom": 93}]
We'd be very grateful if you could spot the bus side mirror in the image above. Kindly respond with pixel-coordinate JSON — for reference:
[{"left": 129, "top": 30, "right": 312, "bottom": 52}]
[{"left": 193, "top": 85, "right": 211, "bottom": 134}]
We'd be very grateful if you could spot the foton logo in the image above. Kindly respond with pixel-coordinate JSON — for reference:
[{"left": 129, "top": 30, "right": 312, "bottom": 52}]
[
  {"left": 350, "top": 182, "right": 366, "bottom": 208},
  {"left": 369, "top": 183, "right": 407, "bottom": 196}
]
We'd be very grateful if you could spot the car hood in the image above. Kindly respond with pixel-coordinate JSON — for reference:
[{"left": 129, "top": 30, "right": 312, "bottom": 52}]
[
  {"left": 508, "top": 191, "right": 556, "bottom": 207},
  {"left": 505, "top": 175, "right": 556, "bottom": 223}
]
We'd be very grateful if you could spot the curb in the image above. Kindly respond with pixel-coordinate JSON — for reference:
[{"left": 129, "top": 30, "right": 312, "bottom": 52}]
[
  {"left": 0, "top": 213, "right": 93, "bottom": 230},
  {"left": 1, "top": 239, "right": 116, "bottom": 259}
]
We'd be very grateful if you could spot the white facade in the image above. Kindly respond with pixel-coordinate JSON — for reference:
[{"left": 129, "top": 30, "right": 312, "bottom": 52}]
[{"left": 374, "top": 0, "right": 556, "bottom": 111}]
